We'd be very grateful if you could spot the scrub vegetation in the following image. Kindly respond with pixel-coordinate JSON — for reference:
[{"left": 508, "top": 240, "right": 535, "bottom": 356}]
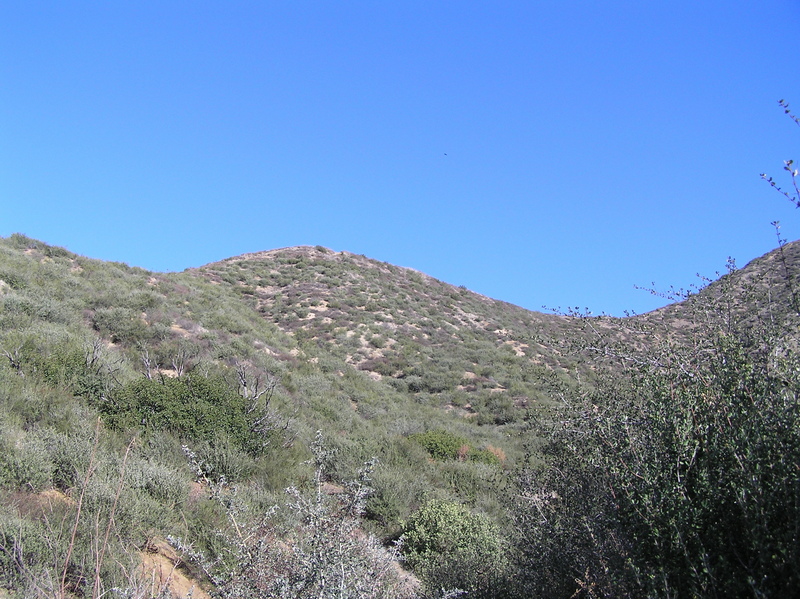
[
  {"left": 0, "top": 232, "right": 564, "bottom": 598},
  {"left": 1, "top": 122, "right": 799, "bottom": 597}
]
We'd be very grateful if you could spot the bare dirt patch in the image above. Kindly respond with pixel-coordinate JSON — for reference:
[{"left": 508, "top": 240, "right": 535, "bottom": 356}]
[
  {"left": 503, "top": 339, "right": 529, "bottom": 356},
  {"left": 139, "top": 539, "right": 212, "bottom": 599}
]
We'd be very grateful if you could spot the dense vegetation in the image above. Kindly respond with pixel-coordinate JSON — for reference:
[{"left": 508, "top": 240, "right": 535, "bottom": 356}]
[
  {"left": 0, "top": 232, "right": 563, "bottom": 598},
  {"left": 509, "top": 248, "right": 800, "bottom": 597},
  {"left": 1, "top": 184, "right": 798, "bottom": 597}
]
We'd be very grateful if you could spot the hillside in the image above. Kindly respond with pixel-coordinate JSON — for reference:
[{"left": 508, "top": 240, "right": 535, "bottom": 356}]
[
  {"left": 1, "top": 233, "right": 798, "bottom": 598},
  {"left": 194, "top": 245, "right": 588, "bottom": 413}
]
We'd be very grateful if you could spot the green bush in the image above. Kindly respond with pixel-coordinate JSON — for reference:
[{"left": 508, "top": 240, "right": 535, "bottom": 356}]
[
  {"left": 401, "top": 499, "right": 507, "bottom": 596},
  {"left": 46, "top": 429, "right": 97, "bottom": 491},
  {"left": 101, "top": 375, "right": 257, "bottom": 452},
  {"left": 511, "top": 272, "right": 800, "bottom": 597},
  {"left": 92, "top": 306, "right": 150, "bottom": 344},
  {"left": 33, "top": 340, "right": 111, "bottom": 400},
  {"left": 0, "top": 429, "right": 53, "bottom": 491},
  {"left": 126, "top": 456, "right": 188, "bottom": 507},
  {"left": 466, "top": 447, "right": 501, "bottom": 467},
  {"left": 0, "top": 270, "right": 27, "bottom": 290},
  {"left": 409, "top": 430, "right": 469, "bottom": 461},
  {"left": 190, "top": 438, "right": 256, "bottom": 484},
  {"left": 0, "top": 507, "right": 52, "bottom": 592},
  {"left": 408, "top": 429, "right": 500, "bottom": 468}
]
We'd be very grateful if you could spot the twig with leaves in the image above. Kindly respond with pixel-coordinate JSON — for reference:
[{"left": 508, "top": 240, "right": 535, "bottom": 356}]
[{"left": 761, "top": 99, "right": 800, "bottom": 207}]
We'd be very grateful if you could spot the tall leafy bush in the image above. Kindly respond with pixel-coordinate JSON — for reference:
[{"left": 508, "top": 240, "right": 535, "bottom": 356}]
[{"left": 511, "top": 263, "right": 800, "bottom": 597}]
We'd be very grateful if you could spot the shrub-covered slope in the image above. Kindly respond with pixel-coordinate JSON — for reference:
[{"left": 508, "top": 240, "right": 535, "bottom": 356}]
[
  {"left": 193, "top": 245, "right": 588, "bottom": 420},
  {"left": 1, "top": 233, "right": 798, "bottom": 598}
]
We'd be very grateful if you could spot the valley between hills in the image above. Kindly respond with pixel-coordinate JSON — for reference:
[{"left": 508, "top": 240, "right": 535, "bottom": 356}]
[{"left": 0, "top": 233, "right": 798, "bottom": 598}]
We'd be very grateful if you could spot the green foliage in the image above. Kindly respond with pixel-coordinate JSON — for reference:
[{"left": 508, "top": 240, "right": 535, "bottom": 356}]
[
  {"left": 511, "top": 270, "right": 800, "bottom": 597},
  {"left": 0, "top": 507, "right": 52, "bottom": 592},
  {"left": 0, "top": 270, "right": 27, "bottom": 290},
  {"left": 409, "top": 429, "right": 501, "bottom": 467},
  {"left": 125, "top": 455, "right": 188, "bottom": 507},
  {"left": 401, "top": 499, "right": 507, "bottom": 597},
  {"left": 189, "top": 437, "right": 256, "bottom": 484},
  {"left": 101, "top": 375, "right": 260, "bottom": 452},
  {"left": 409, "top": 430, "right": 470, "bottom": 461},
  {"left": 0, "top": 427, "right": 52, "bottom": 491},
  {"left": 177, "top": 433, "right": 418, "bottom": 599},
  {"left": 462, "top": 447, "right": 500, "bottom": 466},
  {"left": 93, "top": 306, "right": 151, "bottom": 344},
  {"left": 0, "top": 419, "right": 189, "bottom": 598},
  {"left": 32, "top": 338, "right": 117, "bottom": 401}
]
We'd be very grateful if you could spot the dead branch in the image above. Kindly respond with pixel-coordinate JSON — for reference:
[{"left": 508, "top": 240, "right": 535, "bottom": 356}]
[{"left": 1, "top": 345, "right": 24, "bottom": 376}]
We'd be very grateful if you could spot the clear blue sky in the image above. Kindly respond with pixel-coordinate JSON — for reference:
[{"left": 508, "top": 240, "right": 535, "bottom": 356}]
[{"left": 2, "top": 2, "right": 799, "bottom": 316}]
